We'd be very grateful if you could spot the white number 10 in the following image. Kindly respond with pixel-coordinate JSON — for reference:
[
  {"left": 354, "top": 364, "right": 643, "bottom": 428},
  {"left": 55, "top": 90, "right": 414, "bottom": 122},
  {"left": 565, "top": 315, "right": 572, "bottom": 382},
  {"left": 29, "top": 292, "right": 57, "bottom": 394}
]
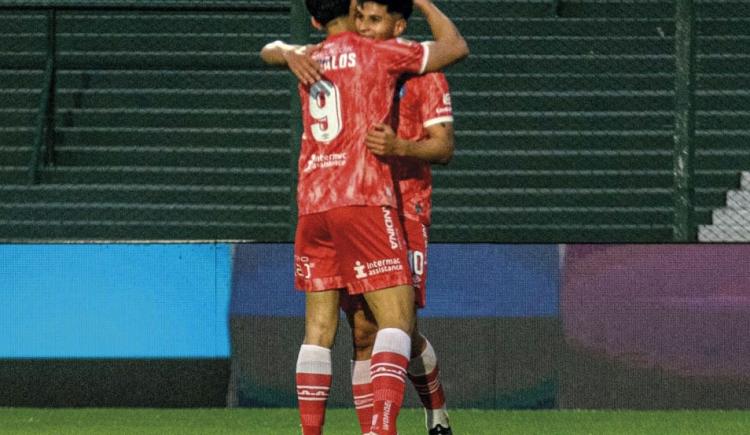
[{"left": 309, "top": 80, "right": 342, "bottom": 143}]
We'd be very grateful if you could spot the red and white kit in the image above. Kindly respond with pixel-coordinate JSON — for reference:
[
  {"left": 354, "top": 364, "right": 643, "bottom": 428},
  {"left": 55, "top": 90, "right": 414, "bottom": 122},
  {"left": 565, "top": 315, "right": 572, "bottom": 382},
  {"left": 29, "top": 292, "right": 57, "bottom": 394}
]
[
  {"left": 340, "top": 72, "right": 453, "bottom": 311},
  {"left": 395, "top": 72, "right": 453, "bottom": 307},
  {"left": 295, "top": 32, "right": 429, "bottom": 294}
]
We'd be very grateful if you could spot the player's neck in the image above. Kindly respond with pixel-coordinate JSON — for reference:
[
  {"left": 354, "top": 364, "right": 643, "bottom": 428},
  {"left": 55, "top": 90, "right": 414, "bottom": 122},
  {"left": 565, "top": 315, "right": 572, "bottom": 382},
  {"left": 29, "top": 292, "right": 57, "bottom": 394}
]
[{"left": 325, "top": 16, "right": 354, "bottom": 36}]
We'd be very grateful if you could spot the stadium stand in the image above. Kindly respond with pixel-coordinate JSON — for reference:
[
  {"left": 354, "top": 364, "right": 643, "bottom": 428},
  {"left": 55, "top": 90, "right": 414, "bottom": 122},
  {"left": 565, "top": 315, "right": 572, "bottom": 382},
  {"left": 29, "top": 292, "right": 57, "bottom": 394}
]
[
  {"left": 695, "top": 1, "right": 750, "bottom": 241},
  {"left": 419, "top": 1, "right": 678, "bottom": 242},
  {"left": 0, "top": 2, "right": 293, "bottom": 241},
  {"left": 699, "top": 171, "right": 750, "bottom": 241},
  {"left": 0, "top": 0, "right": 749, "bottom": 242}
]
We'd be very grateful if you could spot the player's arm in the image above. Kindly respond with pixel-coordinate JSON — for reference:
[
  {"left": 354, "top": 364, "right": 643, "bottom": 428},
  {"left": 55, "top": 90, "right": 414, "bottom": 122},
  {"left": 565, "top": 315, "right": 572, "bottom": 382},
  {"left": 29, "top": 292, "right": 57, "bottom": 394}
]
[
  {"left": 259, "top": 40, "right": 322, "bottom": 86},
  {"left": 415, "top": 0, "right": 470, "bottom": 72},
  {"left": 365, "top": 122, "right": 454, "bottom": 165}
]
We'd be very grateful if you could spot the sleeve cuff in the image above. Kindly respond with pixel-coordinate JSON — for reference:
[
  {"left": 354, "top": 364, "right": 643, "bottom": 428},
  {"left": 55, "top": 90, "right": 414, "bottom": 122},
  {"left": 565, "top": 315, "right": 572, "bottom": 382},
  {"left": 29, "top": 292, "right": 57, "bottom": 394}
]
[
  {"left": 419, "top": 41, "right": 432, "bottom": 74},
  {"left": 423, "top": 116, "right": 453, "bottom": 128}
]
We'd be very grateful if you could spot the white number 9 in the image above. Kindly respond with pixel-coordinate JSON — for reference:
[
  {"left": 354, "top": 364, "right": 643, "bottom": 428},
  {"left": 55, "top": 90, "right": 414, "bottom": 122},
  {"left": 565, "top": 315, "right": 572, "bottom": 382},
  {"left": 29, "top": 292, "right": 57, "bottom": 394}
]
[{"left": 309, "top": 80, "right": 342, "bottom": 143}]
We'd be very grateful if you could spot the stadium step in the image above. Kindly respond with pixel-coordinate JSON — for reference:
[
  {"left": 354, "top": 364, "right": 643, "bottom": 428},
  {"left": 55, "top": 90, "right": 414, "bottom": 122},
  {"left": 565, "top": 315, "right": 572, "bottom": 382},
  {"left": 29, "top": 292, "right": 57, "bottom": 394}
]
[
  {"left": 431, "top": 207, "right": 671, "bottom": 226},
  {"left": 0, "top": 70, "right": 44, "bottom": 89},
  {"left": 432, "top": 169, "right": 674, "bottom": 189},
  {"left": 56, "top": 12, "right": 290, "bottom": 36},
  {"left": 457, "top": 112, "right": 674, "bottom": 132},
  {"left": 0, "top": 183, "right": 290, "bottom": 206},
  {"left": 0, "top": 146, "right": 32, "bottom": 165},
  {"left": 695, "top": 149, "right": 750, "bottom": 171},
  {"left": 452, "top": 73, "right": 674, "bottom": 93},
  {"left": 698, "top": 225, "right": 750, "bottom": 242},
  {"left": 38, "top": 165, "right": 290, "bottom": 186},
  {"left": 1, "top": 127, "right": 35, "bottom": 146},
  {"left": 56, "top": 70, "right": 288, "bottom": 91},
  {"left": 0, "top": 201, "right": 291, "bottom": 224},
  {"left": 52, "top": 146, "right": 289, "bottom": 168},
  {"left": 727, "top": 191, "right": 750, "bottom": 208},
  {"left": 54, "top": 109, "right": 289, "bottom": 130},
  {"left": 431, "top": 224, "right": 673, "bottom": 243},
  {"left": 449, "top": 55, "right": 675, "bottom": 76},
  {"left": 409, "top": 18, "right": 676, "bottom": 38},
  {"left": 434, "top": 187, "right": 672, "bottom": 208},
  {"left": 0, "top": 220, "right": 291, "bottom": 242},
  {"left": 451, "top": 134, "right": 673, "bottom": 151},
  {"left": 453, "top": 92, "right": 673, "bottom": 112},
  {"left": 464, "top": 37, "right": 674, "bottom": 56},
  {"left": 711, "top": 209, "right": 750, "bottom": 226},
  {"left": 0, "top": 88, "right": 41, "bottom": 109},
  {"left": 448, "top": 150, "right": 672, "bottom": 171},
  {"left": 740, "top": 171, "right": 750, "bottom": 190},
  {"left": 52, "top": 127, "right": 290, "bottom": 147},
  {"left": 0, "top": 166, "right": 27, "bottom": 184},
  {"left": 698, "top": 1, "right": 750, "bottom": 19},
  {"left": 54, "top": 88, "right": 289, "bottom": 111},
  {"left": 0, "top": 110, "right": 36, "bottom": 128}
]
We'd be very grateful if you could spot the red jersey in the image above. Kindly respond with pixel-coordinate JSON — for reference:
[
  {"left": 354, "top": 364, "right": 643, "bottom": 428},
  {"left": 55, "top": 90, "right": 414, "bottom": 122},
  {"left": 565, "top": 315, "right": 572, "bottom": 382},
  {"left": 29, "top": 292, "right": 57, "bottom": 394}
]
[
  {"left": 394, "top": 72, "right": 453, "bottom": 226},
  {"left": 297, "top": 32, "right": 428, "bottom": 216}
]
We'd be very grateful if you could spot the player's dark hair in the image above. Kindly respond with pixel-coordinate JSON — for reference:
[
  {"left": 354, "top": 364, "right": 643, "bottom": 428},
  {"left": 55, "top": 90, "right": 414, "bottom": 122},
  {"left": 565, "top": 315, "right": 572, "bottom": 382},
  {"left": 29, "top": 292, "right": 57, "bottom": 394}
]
[
  {"left": 305, "top": 0, "right": 352, "bottom": 26},
  {"left": 357, "top": 0, "right": 413, "bottom": 20}
]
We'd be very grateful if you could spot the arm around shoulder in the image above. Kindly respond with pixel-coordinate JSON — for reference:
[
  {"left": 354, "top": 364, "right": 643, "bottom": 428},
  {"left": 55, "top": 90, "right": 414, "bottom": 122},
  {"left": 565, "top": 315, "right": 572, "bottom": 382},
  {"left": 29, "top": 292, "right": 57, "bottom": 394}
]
[
  {"left": 260, "top": 40, "right": 295, "bottom": 66},
  {"left": 260, "top": 40, "right": 322, "bottom": 86},
  {"left": 415, "top": 0, "right": 470, "bottom": 72}
]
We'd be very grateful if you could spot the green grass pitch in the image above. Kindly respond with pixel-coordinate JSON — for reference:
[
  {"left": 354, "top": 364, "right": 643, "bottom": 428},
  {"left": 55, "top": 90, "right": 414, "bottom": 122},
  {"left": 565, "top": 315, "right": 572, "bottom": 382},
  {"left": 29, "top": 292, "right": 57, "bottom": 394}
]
[{"left": 1, "top": 408, "right": 749, "bottom": 434}]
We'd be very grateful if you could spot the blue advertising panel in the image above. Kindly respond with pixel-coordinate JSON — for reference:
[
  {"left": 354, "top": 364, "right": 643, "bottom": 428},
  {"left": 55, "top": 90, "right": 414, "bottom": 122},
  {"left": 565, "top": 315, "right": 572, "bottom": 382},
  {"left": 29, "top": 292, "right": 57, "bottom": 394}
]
[
  {"left": 0, "top": 244, "right": 231, "bottom": 358},
  {"left": 230, "top": 244, "right": 559, "bottom": 318}
]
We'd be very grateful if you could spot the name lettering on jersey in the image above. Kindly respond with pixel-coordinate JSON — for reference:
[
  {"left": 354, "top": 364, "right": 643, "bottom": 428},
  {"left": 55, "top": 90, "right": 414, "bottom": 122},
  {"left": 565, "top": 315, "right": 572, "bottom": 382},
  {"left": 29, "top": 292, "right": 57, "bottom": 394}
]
[
  {"left": 318, "top": 52, "right": 357, "bottom": 72},
  {"left": 382, "top": 206, "right": 400, "bottom": 249},
  {"left": 352, "top": 257, "right": 404, "bottom": 280},
  {"left": 303, "top": 153, "right": 347, "bottom": 172}
]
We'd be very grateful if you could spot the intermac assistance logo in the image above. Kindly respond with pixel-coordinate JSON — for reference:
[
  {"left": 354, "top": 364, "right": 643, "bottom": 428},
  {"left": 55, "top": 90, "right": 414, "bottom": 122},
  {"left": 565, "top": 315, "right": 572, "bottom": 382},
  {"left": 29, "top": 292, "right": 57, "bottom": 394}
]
[
  {"left": 352, "top": 258, "right": 403, "bottom": 280},
  {"left": 354, "top": 261, "right": 368, "bottom": 279},
  {"left": 303, "top": 153, "right": 347, "bottom": 172}
]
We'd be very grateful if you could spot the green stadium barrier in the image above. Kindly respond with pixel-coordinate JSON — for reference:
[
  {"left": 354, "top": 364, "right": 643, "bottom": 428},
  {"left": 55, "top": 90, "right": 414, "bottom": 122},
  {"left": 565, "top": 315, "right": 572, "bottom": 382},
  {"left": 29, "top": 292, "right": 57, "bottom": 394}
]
[{"left": 1, "top": 1, "right": 749, "bottom": 242}]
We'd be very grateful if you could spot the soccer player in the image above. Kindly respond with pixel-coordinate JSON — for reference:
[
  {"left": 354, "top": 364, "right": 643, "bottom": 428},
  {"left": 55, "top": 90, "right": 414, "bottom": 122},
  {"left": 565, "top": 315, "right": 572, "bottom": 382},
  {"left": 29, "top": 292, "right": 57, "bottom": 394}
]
[
  {"left": 344, "top": 1, "right": 455, "bottom": 434},
  {"left": 264, "top": 1, "right": 456, "bottom": 432},
  {"left": 260, "top": 1, "right": 468, "bottom": 435}
]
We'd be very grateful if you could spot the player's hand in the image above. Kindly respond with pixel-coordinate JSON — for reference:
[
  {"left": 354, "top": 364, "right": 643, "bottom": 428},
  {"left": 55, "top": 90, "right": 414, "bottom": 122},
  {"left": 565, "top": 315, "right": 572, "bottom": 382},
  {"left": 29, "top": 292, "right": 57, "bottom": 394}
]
[
  {"left": 283, "top": 44, "right": 322, "bottom": 86},
  {"left": 365, "top": 123, "right": 401, "bottom": 157}
]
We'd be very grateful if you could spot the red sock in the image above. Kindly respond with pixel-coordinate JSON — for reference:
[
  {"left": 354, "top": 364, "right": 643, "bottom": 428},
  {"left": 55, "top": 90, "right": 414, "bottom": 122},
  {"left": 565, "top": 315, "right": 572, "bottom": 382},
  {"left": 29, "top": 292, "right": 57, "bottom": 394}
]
[
  {"left": 296, "top": 345, "right": 332, "bottom": 435},
  {"left": 408, "top": 338, "right": 450, "bottom": 430},
  {"left": 409, "top": 365, "right": 446, "bottom": 409},
  {"left": 370, "top": 328, "right": 410, "bottom": 435},
  {"left": 352, "top": 359, "right": 373, "bottom": 434}
]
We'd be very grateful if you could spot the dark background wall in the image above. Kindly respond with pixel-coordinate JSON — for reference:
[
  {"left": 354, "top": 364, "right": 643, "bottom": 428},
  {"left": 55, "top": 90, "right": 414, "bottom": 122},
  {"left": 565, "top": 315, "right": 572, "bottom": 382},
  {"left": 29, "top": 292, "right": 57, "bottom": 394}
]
[
  {"left": 559, "top": 245, "right": 750, "bottom": 408},
  {"left": 229, "top": 244, "right": 561, "bottom": 409},
  {"left": 3, "top": 243, "right": 750, "bottom": 408}
]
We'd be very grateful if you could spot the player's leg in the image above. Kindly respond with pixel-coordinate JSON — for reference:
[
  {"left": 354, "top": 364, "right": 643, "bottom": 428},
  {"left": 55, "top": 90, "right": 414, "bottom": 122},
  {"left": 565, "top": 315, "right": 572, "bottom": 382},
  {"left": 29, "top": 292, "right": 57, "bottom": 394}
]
[
  {"left": 409, "top": 318, "right": 451, "bottom": 434},
  {"left": 362, "top": 282, "right": 415, "bottom": 435},
  {"left": 402, "top": 219, "right": 452, "bottom": 434},
  {"left": 330, "top": 205, "right": 414, "bottom": 435},
  {"left": 294, "top": 213, "right": 345, "bottom": 435},
  {"left": 342, "top": 296, "right": 378, "bottom": 434},
  {"left": 296, "top": 290, "right": 339, "bottom": 435}
]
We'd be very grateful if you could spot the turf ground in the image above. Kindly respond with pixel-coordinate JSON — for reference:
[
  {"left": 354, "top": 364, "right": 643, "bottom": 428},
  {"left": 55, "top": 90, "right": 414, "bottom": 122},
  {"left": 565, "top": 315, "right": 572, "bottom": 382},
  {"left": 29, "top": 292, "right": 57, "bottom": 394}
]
[{"left": 1, "top": 408, "right": 749, "bottom": 435}]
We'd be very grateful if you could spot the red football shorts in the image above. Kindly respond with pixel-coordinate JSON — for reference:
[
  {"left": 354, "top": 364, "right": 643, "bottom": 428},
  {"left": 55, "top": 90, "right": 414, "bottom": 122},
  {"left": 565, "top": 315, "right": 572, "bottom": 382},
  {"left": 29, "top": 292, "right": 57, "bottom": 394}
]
[
  {"left": 294, "top": 205, "right": 411, "bottom": 294},
  {"left": 340, "top": 216, "right": 428, "bottom": 313}
]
